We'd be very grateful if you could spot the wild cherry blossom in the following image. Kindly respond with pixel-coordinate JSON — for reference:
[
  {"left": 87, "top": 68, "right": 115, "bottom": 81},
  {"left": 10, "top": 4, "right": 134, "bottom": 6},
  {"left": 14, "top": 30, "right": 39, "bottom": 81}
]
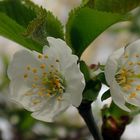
[
  {"left": 8, "top": 37, "right": 85, "bottom": 122},
  {"left": 105, "top": 40, "right": 140, "bottom": 111}
]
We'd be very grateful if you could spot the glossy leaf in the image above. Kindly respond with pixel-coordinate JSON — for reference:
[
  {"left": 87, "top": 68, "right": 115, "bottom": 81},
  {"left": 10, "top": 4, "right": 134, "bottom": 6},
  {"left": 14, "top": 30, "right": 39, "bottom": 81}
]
[
  {"left": 94, "top": 0, "right": 140, "bottom": 13},
  {"left": 0, "top": 0, "right": 36, "bottom": 27},
  {"left": 66, "top": 7, "right": 123, "bottom": 56},
  {"left": 80, "top": 61, "right": 90, "bottom": 82},
  {"left": 83, "top": 80, "right": 101, "bottom": 101},
  {"left": 0, "top": 13, "right": 42, "bottom": 52},
  {"left": 101, "top": 89, "right": 111, "bottom": 101}
]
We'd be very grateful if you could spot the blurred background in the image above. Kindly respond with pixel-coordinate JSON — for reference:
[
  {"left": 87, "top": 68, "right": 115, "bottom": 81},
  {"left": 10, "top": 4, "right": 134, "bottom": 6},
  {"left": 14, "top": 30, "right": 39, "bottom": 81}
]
[{"left": 0, "top": 0, "right": 140, "bottom": 139}]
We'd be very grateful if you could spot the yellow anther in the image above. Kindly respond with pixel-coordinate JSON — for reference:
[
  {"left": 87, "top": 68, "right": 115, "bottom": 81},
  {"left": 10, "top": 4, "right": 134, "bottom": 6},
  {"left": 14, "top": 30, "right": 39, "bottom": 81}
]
[
  {"left": 32, "top": 68, "right": 37, "bottom": 73},
  {"left": 46, "top": 93, "right": 51, "bottom": 97},
  {"left": 50, "top": 65, "right": 54, "bottom": 68},
  {"left": 32, "top": 99, "right": 41, "bottom": 105},
  {"left": 24, "top": 74, "right": 28, "bottom": 78},
  {"left": 32, "top": 84, "right": 36, "bottom": 88},
  {"left": 137, "top": 62, "right": 140, "bottom": 65},
  {"left": 129, "top": 93, "right": 137, "bottom": 99},
  {"left": 34, "top": 76, "right": 38, "bottom": 81},
  {"left": 59, "top": 89, "right": 63, "bottom": 94},
  {"left": 136, "top": 85, "right": 140, "bottom": 91},
  {"left": 57, "top": 96, "right": 62, "bottom": 101},
  {"left": 54, "top": 79, "right": 61, "bottom": 88},
  {"left": 124, "top": 54, "right": 128, "bottom": 58},
  {"left": 46, "top": 89, "right": 51, "bottom": 93},
  {"left": 40, "top": 88, "right": 46, "bottom": 92},
  {"left": 38, "top": 91, "right": 44, "bottom": 96},
  {"left": 127, "top": 79, "right": 134, "bottom": 84},
  {"left": 42, "top": 81, "right": 46, "bottom": 85},
  {"left": 128, "top": 62, "right": 134, "bottom": 66},
  {"left": 38, "top": 54, "right": 42, "bottom": 59},
  {"left": 44, "top": 55, "right": 48, "bottom": 59},
  {"left": 43, "top": 72, "right": 47, "bottom": 76},
  {"left": 40, "top": 64, "right": 46, "bottom": 69},
  {"left": 24, "top": 92, "right": 33, "bottom": 96},
  {"left": 123, "top": 84, "right": 131, "bottom": 91},
  {"left": 26, "top": 65, "right": 30, "bottom": 70},
  {"left": 56, "top": 59, "right": 59, "bottom": 62}
]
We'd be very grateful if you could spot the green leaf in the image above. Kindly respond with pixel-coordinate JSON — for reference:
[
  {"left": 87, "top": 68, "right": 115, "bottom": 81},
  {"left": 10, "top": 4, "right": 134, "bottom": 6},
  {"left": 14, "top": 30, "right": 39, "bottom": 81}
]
[
  {"left": 96, "top": 72, "right": 108, "bottom": 85},
  {"left": 0, "top": 0, "right": 36, "bottom": 27},
  {"left": 83, "top": 80, "right": 101, "bottom": 101},
  {"left": 66, "top": 7, "right": 124, "bottom": 56},
  {"left": 0, "top": 12, "right": 42, "bottom": 52},
  {"left": 101, "top": 89, "right": 111, "bottom": 101},
  {"left": 24, "top": 10, "right": 64, "bottom": 46},
  {"left": 82, "top": 0, "right": 94, "bottom": 8},
  {"left": 0, "top": 0, "right": 64, "bottom": 51},
  {"left": 109, "top": 102, "right": 129, "bottom": 117},
  {"left": 94, "top": 0, "right": 140, "bottom": 13},
  {"left": 80, "top": 61, "right": 90, "bottom": 82}
]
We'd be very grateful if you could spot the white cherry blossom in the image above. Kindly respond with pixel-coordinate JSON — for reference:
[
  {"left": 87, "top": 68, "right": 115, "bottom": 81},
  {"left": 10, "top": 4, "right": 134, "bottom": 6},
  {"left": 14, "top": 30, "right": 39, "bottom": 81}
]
[
  {"left": 8, "top": 37, "right": 85, "bottom": 122},
  {"left": 105, "top": 40, "right": 140, "bottom": 112}
]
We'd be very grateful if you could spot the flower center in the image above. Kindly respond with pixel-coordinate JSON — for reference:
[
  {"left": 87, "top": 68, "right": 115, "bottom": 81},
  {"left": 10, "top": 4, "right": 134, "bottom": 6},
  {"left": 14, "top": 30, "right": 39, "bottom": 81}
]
[
  {"left": 115, "top": 68, "right": 134, "bottom": 87},
  {"left": 115, "top": 67, "right": 140, "bottom": 99},
  {"left": 42, "top": 71, "right": 65, "bottom": 97},
  {"left": 23, "top": 54, "right": 66, "bottom": 101}
]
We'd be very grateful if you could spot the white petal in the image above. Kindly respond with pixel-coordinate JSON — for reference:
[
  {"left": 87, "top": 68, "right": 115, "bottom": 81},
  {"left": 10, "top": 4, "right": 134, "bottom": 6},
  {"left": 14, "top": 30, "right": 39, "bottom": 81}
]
[
  {"left": 105, "top": 48, "right": 124, "bottom": 85},
  {"left": 64, "top": 63, "right": 85, "bottom": 107},
  {"left": 10, "top": 80, "right": 30, "bottom": 101},
  {"left": 10, "top": 80, "right": 46, "bottom": 112},
  {"left": 8, "top": 37, "right": 85, "bottom": 122},
  {"left": 110, "top": 79, "right": 130, "bottom": 112},
  {"left": 124, "top": 93, "right": 140, "bottom": 107},
  {"left": 125, "top": 40, "right": 140, "bottom": 56},
  {"left": 43, "top": 37, "right": 78, "bottom": 72},
  {"left": 31, "top": 98, "right": 69, "bottom": 122},
  {"left": 45, "top": 37, "right": 72, "bottom": 54},
  {"left": 7, "top": 49, "right": 42, "bottom": 86}
]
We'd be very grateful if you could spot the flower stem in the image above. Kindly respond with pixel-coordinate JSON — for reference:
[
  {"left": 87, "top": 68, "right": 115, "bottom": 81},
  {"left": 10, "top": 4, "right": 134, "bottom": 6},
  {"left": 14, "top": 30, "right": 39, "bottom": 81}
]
[{"left": 78, "top": 102, "right": 103, "bottom": 140}]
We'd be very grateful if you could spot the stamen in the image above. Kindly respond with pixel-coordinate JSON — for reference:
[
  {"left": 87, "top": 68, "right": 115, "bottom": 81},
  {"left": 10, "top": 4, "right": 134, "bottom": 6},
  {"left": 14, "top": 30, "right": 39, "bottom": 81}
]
[
  {"left": 115, "top": 68, "right": 135, "bottom": 91},
  {"left": 40, "top": 64, "right": 46, "bottom": 69},
  {"left": 38, "top": 54, "right": 42, "bottom": 59},
  {"left": 46, "top": 93, "right": 51, "bottom": 97},
  {"left": 32, "top": 68, "right": 37, "bottom": 73},
  {"left": 56, "top": 59, "right": 59, "bottom": 62},
  {"left": 129, "top": 92, "right": 137, "bottom": 99},
  {"left": 37, "top": 91, "right": 44, "bottom": 96},
  {"left": 44, "top": 55, "right": 48, "bottom": 59},
  {"left": 137, "top": 62, "right": 140, "bottom": 65},
  {"left": 46, "top": 89, "right": 51, "bottom": 94},
  {"left": 32, "top": 84, "right": 37, "bottom": 88},
  {"left": 34, "top": 76, "right": 38, "bottom": 81},
  {"left": 24, "top": 74, "right": 28, "bottom": 78},
  {"left": 26, "top": 65, "right": 31, "bottom": 70},
  {"left": 32, "top": 99, "right": 41, "bottom": 105},
  {"left": 43, "top": 72, "right": 47, "bottom": 76},
  {"left": 57, "top": 96, "right": 62, "bottom": 101},
  {"left": 128, "top": 62, "right": 134, "bottom": 66},
  {"left": 136, "top": 85, "right": 140, "bottom": 91},
  {"left": 123, "top": 84, "right": 131, "bottom": 91},
  {"left": 124, "top": 53, "right": 128, "bottom": 58},
  {"left": 24, "top": 92, "right": 33, "bottom": 96}
]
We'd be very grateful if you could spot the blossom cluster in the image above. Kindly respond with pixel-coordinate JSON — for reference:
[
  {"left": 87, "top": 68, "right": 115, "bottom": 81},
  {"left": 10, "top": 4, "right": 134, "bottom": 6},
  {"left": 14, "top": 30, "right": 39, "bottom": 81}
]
[
  {"left": 105, "top": 40, "right": 140, "bottom": 111},
  {"left": 8, "top": 36, "right": 140, "bottom": 122},
  {"left": 8, "top": 37, "right": 85, "bottom": 122}
]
